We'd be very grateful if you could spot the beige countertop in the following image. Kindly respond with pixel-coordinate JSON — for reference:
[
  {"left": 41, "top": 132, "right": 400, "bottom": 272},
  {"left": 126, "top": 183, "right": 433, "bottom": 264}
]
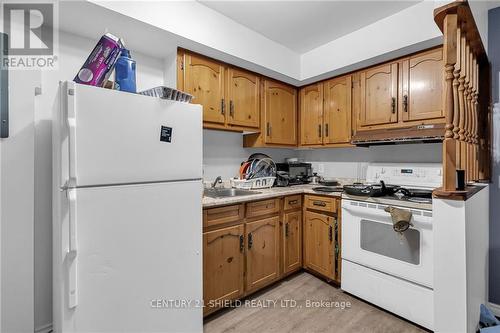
[{"left": 202, "top": 184, "right": 342, "bottom": 208}]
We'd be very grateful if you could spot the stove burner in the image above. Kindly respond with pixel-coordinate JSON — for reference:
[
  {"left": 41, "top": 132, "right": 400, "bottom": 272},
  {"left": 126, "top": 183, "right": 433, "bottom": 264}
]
[{"left": 406, "top": 197, "right": 433, "bottom": 204}]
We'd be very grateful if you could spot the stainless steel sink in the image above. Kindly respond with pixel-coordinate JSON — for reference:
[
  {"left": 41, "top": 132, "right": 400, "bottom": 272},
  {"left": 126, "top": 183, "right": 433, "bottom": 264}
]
[{"left": 204, "top": 188, "right": 261, "bottom": 198}]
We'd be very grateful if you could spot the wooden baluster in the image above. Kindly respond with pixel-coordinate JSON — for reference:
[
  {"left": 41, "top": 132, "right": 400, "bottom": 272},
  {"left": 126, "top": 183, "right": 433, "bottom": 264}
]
[
  {"left": 458, "top": 32, "right": 467, "bottom": 171},
  {"left": 442, "top": 14, "right": 458, "bottom": 191},
  {"left": 463, "top": 44, "right": 471, "bottom": 182},
  {"left": 467, "top": 50, "right": 474, "bottom": 182},
  {"left": 453, "top": 26, "right": 461, "bottom": 166},
  {"left": 471, "top": 56, "right": 476, "bottom": 181},
  {"left": 473, "top": 59, "right": 479, "bottom": 180}
]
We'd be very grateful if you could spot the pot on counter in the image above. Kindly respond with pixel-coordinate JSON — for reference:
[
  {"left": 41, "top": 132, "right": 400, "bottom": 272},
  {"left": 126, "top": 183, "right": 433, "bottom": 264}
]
[{"left": 308, "top": 173, "right": 323, "bottom": 185}]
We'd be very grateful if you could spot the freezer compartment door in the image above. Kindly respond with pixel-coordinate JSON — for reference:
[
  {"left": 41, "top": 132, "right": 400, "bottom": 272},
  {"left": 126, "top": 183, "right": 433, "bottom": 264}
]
[
  {"left": 59, "top": 81, "right": 202, "bottom": 187},
  {"left": 56, "top": 181, "right": 202, "bottom": 332}
]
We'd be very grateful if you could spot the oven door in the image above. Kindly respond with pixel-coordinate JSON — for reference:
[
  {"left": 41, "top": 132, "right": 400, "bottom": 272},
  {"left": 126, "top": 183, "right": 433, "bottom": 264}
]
[{"left": 341, "top": 199, "right": 433, "bottom": 288}]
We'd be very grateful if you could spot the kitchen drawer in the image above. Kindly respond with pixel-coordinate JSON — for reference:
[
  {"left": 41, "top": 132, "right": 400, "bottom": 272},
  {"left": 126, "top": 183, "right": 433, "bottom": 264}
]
[
  {"left": 246, "top": 198, "right": 280, "bottom": 218},
  {"left": 304, "top": 195, "right": 337, "bottom": 213},
  {"left": 203, "top": 204, "right": 244, "bottom": 228},
  {"left": 284, "top": 195, "right": 302, "bottom": 211}
]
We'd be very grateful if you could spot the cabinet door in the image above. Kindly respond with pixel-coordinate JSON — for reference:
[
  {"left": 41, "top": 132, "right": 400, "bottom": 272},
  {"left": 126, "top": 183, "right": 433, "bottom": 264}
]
[
  {"left": 203, "top": 225, "right": 244, "bottom": 312},
  {"left": 283, "top": 211, "right": 302, "bottom": 274},
  {"left": 323, "top": 76, "right": 352, "bottom": 144},
  {"left": 264, "top": 80, "right": 297, "bottom": 145},
  {"left": 359, "top": 62, "right": 398, "bottom": 127},
  {"left": 184, "top": 53, "right": 226, "bottom": 124},
  {"left": 299, "top": 83, "right": 323, "bottom": 145},
  {"left": 227, "top": 68, "right": 260, "bottom": 128},
  {"left": 402, "top": 48, "right": 444, "bottom": 122},
  {"left": 304, "top": 211, "right": 334, "bottom": 280},
  {"left": 246, "top": 216, "right": 280, "bottom": 292}
]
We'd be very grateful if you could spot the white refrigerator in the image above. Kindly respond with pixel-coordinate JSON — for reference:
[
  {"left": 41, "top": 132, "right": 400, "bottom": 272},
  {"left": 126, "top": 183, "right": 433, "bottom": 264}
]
[{"left": 53, "top": 82, "right": 203, "bottom": 332}]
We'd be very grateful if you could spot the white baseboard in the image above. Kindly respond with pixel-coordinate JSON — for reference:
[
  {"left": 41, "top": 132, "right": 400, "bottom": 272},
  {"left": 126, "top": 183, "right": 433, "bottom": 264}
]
[
  {"left": 488, "top": 302, "right": 500, "bottom": 317},
  {"left": 35, "top": 322, "right": 52, "bottom": 333}
]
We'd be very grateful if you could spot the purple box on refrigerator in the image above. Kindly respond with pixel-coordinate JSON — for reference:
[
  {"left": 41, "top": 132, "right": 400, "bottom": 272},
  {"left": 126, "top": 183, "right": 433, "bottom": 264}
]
[{"left": 74, "top": 33, "right": 123, "bottom": 87}]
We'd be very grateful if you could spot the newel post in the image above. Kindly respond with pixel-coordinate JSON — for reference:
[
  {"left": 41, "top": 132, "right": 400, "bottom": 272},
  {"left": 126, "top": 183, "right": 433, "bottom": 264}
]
[{"left": 442, "top": 13, "right": 458, "bottom": 191}]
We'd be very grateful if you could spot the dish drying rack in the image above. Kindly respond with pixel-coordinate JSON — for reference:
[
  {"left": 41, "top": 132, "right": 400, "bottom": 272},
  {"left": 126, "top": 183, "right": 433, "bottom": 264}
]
[{"left": 232, "top": 156, "right": 276, "bottom": 189}]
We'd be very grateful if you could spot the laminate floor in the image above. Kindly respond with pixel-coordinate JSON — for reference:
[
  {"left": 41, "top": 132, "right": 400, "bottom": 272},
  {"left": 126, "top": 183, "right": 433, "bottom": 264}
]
[{"left": 204, "top": 272, "right": 429, "bottom": 333}]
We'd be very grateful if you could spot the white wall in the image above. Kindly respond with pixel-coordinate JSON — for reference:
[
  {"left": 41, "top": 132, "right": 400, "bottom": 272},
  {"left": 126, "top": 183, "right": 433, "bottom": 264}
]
[
  {"left": 300, "top": 1, "right": 442, "bottom": 81},
  {"left": 469, "top": 0, "right": 500, "bottom": 54},
  {"left": 203, "top": 130, "right": 294, "bottom": 181},
  {"left": 297, "top": 143, "right": 443, "bottom": 180}
]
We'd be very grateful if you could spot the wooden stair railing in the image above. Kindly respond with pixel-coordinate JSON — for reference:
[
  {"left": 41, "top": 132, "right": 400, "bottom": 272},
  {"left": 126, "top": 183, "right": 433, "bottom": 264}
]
[{"left": 433, "top": 0, "right": 491, "bottom": 196}]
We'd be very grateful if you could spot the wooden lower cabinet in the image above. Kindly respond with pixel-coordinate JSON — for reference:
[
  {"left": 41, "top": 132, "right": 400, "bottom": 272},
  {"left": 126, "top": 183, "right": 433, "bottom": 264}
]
[
  {"left": 283, "top": 211, "right": 302, "bottom": 274},
  {"left": 303, "top": 210, "right": 335, "bottom": 280},
  {"left": 203, "top": 224, "right": 245, "bottom": 314},
  {"left": 245, "top": 216, "right": 280, "bottom": 292}
]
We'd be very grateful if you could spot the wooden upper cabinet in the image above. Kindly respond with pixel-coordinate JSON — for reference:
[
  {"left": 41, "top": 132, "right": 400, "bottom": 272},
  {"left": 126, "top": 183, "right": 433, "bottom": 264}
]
[
  {"left": 264, "top": 80, "right": 297, "bottom": 145},
  {"left": 245, "top": 216, "right": 280, "bottom": 292},
  {"left": 402, "top": 48, "right": 444, "bottom": 122},
  {"left": 359, "top": 62, "right": 399, "bottom": 127},
  {"left": 299, "top": 83, "right": 323, "bottom": 145},
  {"left": 203, "top": 225, "right": 245, "bottom": 313},
  {"left": 227, "top": 68, "right": 260, "bottom": 129},
  {"left": 183, "top": 53, "right": 225, "bottom": 124},
  {"left": 324, "top": 76, "right": 352, "bottom": 144}
]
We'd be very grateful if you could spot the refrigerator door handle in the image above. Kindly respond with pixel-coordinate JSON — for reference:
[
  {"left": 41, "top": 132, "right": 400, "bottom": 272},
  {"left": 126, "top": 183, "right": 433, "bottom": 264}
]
[
  {"left": 66, "top": 82, "right": 77, "bottom": 186},
  {"left": 67, "top": 188, "right": 78, "bottom": 308}
]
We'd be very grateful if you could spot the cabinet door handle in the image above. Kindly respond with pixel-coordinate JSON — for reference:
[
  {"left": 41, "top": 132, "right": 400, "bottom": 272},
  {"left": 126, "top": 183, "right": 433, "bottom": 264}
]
[
  {"left": 325, "top": 123, "right": 329, "bottom": 137},
  {"left": 288, "top": 199, "right": 298, "bottom": 205},
  {"left": 230, "top": 100, "right": 234, "bottom": 117},
  {"left": 329, "top": 225, "right": 333, "bottom": 242},
  {"left": 313, "top": 201, "right": 326, "bottom": 207},
  {"left": 266, "top": 122, "right": 271, "bottom": 137},
  {"left": 248, "top": 233, "right": 253, "bottom": 250},
  {"left": 239, "top": 235, "right": 244, "bottom": 252},
  {"left": 221, "top": 98, "right": 225, "bottom": 115},
  {"left": 318, "top": 124, "right": 322, "bottom": 138},
  {"left": 285, "top": 223, "right": 289, "bottom": 237},
  {"left": 391, "top": 97, "right": 396, "bottom": 114},
  {"left": 403, "top": 94, "right": 408, "bottom": 113}
]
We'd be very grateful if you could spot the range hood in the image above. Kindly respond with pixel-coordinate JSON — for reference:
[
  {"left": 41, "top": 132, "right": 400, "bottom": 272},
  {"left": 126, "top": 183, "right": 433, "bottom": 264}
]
[{"left": 351, "top": 124, "right": 445, "bottom": 147}]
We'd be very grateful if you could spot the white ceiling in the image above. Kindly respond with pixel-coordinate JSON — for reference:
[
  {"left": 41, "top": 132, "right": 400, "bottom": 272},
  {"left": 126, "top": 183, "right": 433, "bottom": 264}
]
[{"left": 199, "top": 1, "right": 421, "bottom": 53}]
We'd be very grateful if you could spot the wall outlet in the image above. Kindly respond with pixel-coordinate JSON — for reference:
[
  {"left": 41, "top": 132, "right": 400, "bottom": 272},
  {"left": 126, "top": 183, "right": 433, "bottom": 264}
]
[{"left": 318, "top": 163, "right": 325, "bottom": 174}]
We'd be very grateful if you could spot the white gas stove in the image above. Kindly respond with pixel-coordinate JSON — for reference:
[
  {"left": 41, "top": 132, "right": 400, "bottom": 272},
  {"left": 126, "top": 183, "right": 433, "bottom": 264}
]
[{"left": 341, "top": 163, "right": 442, "bottom": 331}]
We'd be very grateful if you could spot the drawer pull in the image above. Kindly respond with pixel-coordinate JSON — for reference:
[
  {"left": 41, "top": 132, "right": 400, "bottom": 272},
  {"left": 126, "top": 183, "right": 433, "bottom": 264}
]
[
  {"left": 329, "top": 225, "right": 333, "bottom": 242},
  {"left": 313, "top": 201, "right": 327, "bottom": 207},
  {"left": 285, "top": 223, "right": 289, "bottom": 237},
  {"left": 288, "top": 200, "right": 298, "bottom": 205},
  {"left": 239, "top": 235, "right": 244, "bottom": 252}
]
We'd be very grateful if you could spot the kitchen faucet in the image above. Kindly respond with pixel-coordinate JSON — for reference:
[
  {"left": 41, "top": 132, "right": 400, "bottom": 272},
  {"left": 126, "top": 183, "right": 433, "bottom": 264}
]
[{"left": 212, "top": 176, "right": 222, "bottom": 188}]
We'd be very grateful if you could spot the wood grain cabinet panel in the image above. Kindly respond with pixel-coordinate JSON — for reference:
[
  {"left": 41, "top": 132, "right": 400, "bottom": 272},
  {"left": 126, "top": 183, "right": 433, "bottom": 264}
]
[
  {"left": 299, "top": 83, "right": 323, "bottom": 145},
  {"left": 402, "top": 48, "right": 444, "bottom": 122},
  {"left": 264, "top": 80, "right": 297, "bottom": 145},
  {"left": 304, "top": 195, "right": 337, "bottom": 213},
  {"left": 303, "top": 211, "right": 335, "bottom": 280},
  {"left": 284, "top": 195, "right": 302, "bottom": 211},
  {"left": 324, "top": 76, "right": 352, "bottom": 144},
  {"left": 359, "top": 62, "right": 399, "bottom": 127},
  {"left": 227, "top": 68, "right": 260, "bottom": 129},
  {"left": 203, "top": 204, "right": 244, "bottom": 229},
  {"left": 183, "top": 53, "right": 225, "bottom": 125},
  {"left": 245, "top": 216, "right": 280, "bottom": 292},
  {"left": 246, "top": 198, "right": 280, "bottom": 218},
  {"left": 203, "top": 225, "right": 245, "bottom": 313},
  {"left": 283, "top": 211, "right": 302, "bottom": 274}
]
